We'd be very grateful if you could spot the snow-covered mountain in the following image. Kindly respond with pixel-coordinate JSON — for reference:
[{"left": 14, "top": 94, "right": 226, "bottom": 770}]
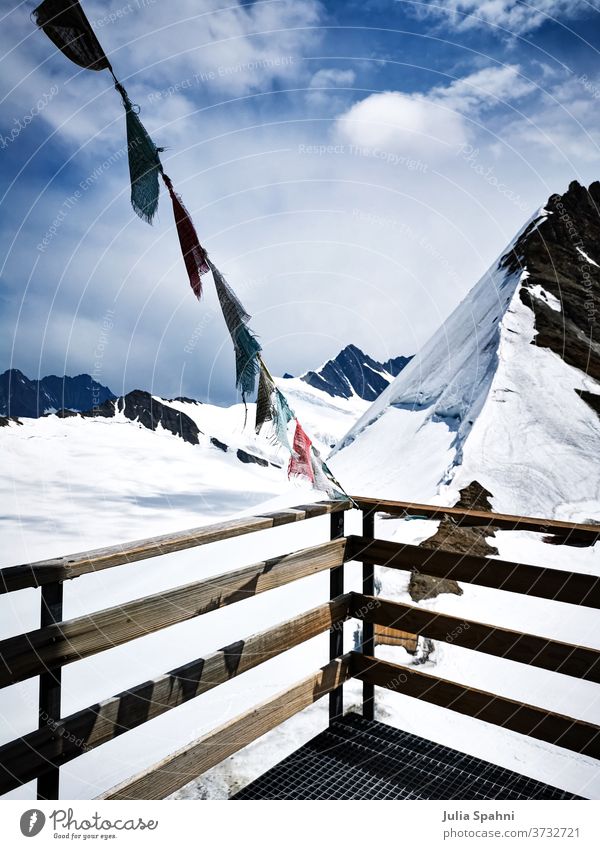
[
  {"left": 0, "top": 369, "right": 115, "bottom": 418},
  {"left": 331, "top": 180, "right": 600, "bottom": 520},
  {"left": 294, "top": 343, "right": 412, "bottom": 401}
]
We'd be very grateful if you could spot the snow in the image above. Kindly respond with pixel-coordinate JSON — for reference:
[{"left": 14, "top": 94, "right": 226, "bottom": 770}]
[
  {"left": 577, "top": 247, "right": 600, "bottom": 267},
  {"left": 275, "top": 376, "right": 369, "bottom": 454},
  {"left": 159, "top": 379, "right": 367, "bottom": 459},
  {"left": 331, "top": 259, "right": 524, "bottom": 498},
  {"left": 527, "top": 283, "right": 561, "bottom": 311}
]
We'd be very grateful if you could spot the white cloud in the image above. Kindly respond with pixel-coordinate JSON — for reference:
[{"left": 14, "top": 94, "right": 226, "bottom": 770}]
[
  {"left": 336, "top": 91, "right": 469, "bottom": 156},
  {"left": 415, "top": 1, "right": 590, "bottom": 35},
  {"left": 502, "top": 75, "right": 600, "bottom": 163},
  {"left": 306, "top": 68, "right": 356, "bottom": 107},
  {"left": 102, "top": 0, "right": 323, "bottom": 97},
  {"left": 335, "top": 65, "right": 534, "bottom": 158},
  {"left": 309, "top": 69, "right": 357, "bottom": 88},
  {"left": 431, "top": 65, "right": 536, "bottom": 112}
]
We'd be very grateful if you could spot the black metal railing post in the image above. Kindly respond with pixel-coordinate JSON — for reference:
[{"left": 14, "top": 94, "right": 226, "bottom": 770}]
[
  {"left": 362, "top": 508, "right": 375, "bottom": 720},
  {"left": 329, "top": 510, "right": 345, "bottom": 721},
  {"left": 37, "top": 580, "right": 63, "bottom": 800}
]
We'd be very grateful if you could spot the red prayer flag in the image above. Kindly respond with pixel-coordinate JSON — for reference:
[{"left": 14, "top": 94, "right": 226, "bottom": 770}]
[
  {"left": 162, "top": 173, "right": 209, "bottom": 299},
  {"left": 288, "top": 421, "right": 315, "bottom": 483}
]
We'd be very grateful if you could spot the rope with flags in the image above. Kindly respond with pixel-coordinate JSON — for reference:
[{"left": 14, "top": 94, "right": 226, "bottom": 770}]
[{"left": 32, "top": 0, "right": 354, "bottom": 503}]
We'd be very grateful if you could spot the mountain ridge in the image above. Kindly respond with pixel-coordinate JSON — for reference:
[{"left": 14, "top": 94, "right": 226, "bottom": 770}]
[
  {"left": 0, "top": 369, "right": 115, "bottom": 418},
  {"left": 297, "top": 343, "right": 412, "bottom": 401},
  {"left": 2, "top": 343, "right": 411, "bottom": 420}
]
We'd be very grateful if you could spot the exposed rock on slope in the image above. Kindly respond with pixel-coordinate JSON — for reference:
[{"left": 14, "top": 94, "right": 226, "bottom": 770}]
[
  {"left": 300, "top": 344, "right": 412, "bottom": 401},
  {"left": 409, "top": 482, "right": 498, "bottom": 602},
  {"left": 503, "top": 180, "right": 600, "bottom": 392}
]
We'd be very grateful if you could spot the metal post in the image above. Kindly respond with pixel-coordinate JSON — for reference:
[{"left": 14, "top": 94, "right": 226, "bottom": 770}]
[
  {"left": 37, "top": 580, "right": 63, "bottom": 800},
  {"left": 329, "top": 510, "right": 345, "bottom": 722},
  {"left": 362, "top": 509, "right": 375, "bottom": 721}
]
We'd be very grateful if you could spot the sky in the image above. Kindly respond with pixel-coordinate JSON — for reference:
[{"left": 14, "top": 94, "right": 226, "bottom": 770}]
[{"left": 1, "top": 0, "right": 600, "bottom": 404}]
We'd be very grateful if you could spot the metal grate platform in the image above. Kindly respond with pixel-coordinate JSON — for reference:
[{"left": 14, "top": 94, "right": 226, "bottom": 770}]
[{"left": 232, "top": 713, "right": 581, "bottom": 800}]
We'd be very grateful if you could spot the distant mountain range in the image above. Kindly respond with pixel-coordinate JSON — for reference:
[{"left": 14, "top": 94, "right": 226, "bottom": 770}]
[
  {"left": 0, "top": 369, "right": 115, "bottom": 418},
  {"left": 1, "top": 344, "right": 411, "bottom": 419},
  {"left": 295, "top": 344, "right": 413, "bottom": 401}
]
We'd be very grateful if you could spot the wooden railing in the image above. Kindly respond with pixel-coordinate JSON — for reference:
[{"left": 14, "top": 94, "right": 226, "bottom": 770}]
[{"left": 0, "top": 496, "right": 599, "bottom": 801}]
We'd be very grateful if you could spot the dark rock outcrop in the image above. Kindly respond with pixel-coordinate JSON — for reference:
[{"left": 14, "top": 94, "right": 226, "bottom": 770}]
[
  {"left": 236, "top": 448, "right": 268, "bottom": 466},
  {"left": 169, "top": 396, "right": 201, "bottom": 405},
  {"left": 501, "top": 180, "right": 600, "bottom": 402},
  {"left": 409, "top": 481, "right": 498, "bottom": 602},
  {"left": 0, "top": 415, "right": 22, "bottom": 427},
  {"left": 82, "top": 390, "right": 201, "bottom": 445}
]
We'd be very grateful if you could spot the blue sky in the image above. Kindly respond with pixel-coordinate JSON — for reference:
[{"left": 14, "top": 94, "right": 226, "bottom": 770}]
[{"left": 1, "top": 0, "right": 600, "bottom": 403}]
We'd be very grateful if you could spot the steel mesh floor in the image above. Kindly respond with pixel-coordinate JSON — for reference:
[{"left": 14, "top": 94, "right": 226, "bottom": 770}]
[{"left": 232, "top": 713, "right": 580, "bottom": 800}]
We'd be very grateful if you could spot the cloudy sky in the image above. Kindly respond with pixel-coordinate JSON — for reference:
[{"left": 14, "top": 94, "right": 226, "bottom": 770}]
[{"left": 1, "top": 0, "right": 600, "bottom": 403}]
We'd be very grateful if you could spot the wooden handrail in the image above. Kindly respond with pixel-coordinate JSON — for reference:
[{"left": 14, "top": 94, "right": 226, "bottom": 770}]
[
  {"left": 346, "top": 536, "right": 600, "bottom": 608},
  {"left": 351, "top": 653, "right": 600, "bottom": 759},
  {"left": 0, "top": 500, "right": 351, "bottom": 593},
  {"left": 99, "top": 655, "right": 352, "bottom": 800},
  {"left": 350, "top": 593, "right": 600, "bottom": 682},
  {"left": 0, "top": 597, "right": 351, "bottom": 796},
  {"left": 0, "top": 539, "right": 347, "bottom": 688},
  {"left": 352, "top": 496, "right": 600, "bottom": 545}
]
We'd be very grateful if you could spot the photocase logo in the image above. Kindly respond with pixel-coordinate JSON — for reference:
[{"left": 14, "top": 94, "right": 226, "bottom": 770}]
[{"left": 20, "top": 809, "right": 46, "bottom": 837}]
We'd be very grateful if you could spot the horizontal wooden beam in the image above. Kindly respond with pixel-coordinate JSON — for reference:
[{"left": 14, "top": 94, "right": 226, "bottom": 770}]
[
  {"left": 351, "top": 653, "right": 600, "bottom": 760},
  {"left": 99, "top": 655, "right": 352, "bottom": 800},
  {"left": 0, "top": 500, "right": 350, "bottom": 593},
  {"left": 350, "top": 593, "right": 600, "bottom": 682},
  {"left": 0, "top": 539, "right": 347, "bottom": 688},
  {"left": 0, "top": 597, "right": 350, "bottom": 796},
  {"left": 346, "top": 536, "right": 600, "bottom": 609},
  {"left": 352, "top": 496, "right": 600, "bottom": 545}
]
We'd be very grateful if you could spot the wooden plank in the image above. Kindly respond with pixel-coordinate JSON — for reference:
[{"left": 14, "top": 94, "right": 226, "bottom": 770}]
[
  {"left": 0, "top": 500, "right": 350, "bottom": 593},
  {"left": 346, "top": 536, "right": 600, "bottom": 608},
  {"left": 374, "top": 624, "right": 418, "bottom": 652},
  {"left": 352, "top": 496, "right": 600, "bottom": 544},
  {"left": 0, "top": 539, "right": 347, "bottom": 688},
  {"left": 361, "top": 510, "right": 375, "bottom": 720},
  {"left": 0, "top": 597, "right": 350, "bottom": 796},
  {"left": 351, "top": 593, "right": 600, "bottom": 682},
  {"left": 351, "top": 653, "right": 600, "bottom": 760},
  {"left": 37, "top": 581, "right": 63, "bottom": 801},
  {"left": 329, "top": 511, "right": 345, "bottom": 720},
  {"left": 99, "top": 655, "right": 352, "bottom": 800}
]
